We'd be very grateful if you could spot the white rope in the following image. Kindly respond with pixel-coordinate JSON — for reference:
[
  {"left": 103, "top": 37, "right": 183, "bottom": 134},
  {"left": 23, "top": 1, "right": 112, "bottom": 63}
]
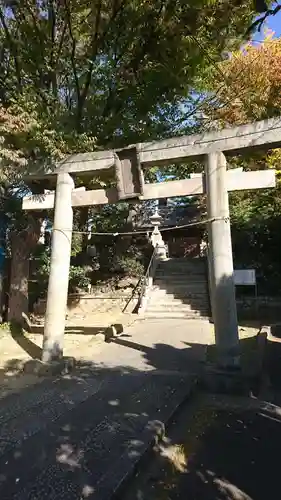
[{"left": 52, "top": 216, "right": 229, "bottom": 236}]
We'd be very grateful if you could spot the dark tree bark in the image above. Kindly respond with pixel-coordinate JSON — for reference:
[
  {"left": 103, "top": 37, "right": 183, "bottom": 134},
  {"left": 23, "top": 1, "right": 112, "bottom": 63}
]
[
  {"left": 8, "top": 217, "right": 41, "bottom": 325},
  {"left": 79, "top": 207, "right": 89, "bottom": 252}
]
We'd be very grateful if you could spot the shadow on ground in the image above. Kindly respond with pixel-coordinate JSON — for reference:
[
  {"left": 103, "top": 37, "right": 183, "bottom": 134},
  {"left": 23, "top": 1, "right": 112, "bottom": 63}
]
[
  {"left": 0, "top": 317, "right": 280, "bottom": 499},
  {"left": 122, "top": 394, "right": 281, "bottom": 500},
  {"left": 10, "top": 322, "right": 43, "bottom": 359},
  {"left": 3, "top": 321, "right": 125, "bottom": 371},
  {"left": 0, "top": 330, "right": 210, "bottom": 499},
  {"left": 2, "top": 330, "right": 208, "bottom": 378},
  {"left": 120, "top": 324, "right": 281, "bottom": 500},
  {"left": 1, "top": 321, "right": 271, "bottom": 392},
  {"left": 29, "top": 324, "right": 114, "bottom": 335}
]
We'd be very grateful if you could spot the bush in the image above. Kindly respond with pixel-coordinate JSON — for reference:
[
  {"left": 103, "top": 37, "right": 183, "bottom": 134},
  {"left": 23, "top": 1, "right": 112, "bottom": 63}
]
[
  {"left": 69, "top": 265, "right": 91, "bottom": 292},
  {"left": 111, "top": 256, "right": 144, "bottom": 277},
  {"left": 36, "top": 251, "right": 91, "bottom": 294}
]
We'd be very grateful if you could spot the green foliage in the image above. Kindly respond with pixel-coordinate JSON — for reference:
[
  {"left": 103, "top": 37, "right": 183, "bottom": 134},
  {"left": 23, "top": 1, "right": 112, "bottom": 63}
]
[
  {"left": 198, "top": 35, "right": 281, "bottom": 296},
  {"left": 0, "top": 102, "right": 96, "bottom": 182},
  {"left": 229, "top": 187, "right": 281, "bottom": 294},
  {"left": 71, "top": 232, "right": 83, "bottom": 257},
  {"left": 0, "top": 0, "right": 258, "bottom": 305},
  {"left": 36, "top": 249, "right": 91, "bottom": 293},
  {"left": 93, "top": 236, "right": 147, "bottom": 277},
  {"left": 0, "top": 322, "right": 11, "bottom": 333},
  {"left": 0, "top": 0, "right": 254, "bottom": 158},
  {"left": 0, "top": 0, "right": 255, "bottom": 227},
  {"left": 111, "top": 256, "right": 144, "bottom": 278},
  {"left": 90, "top": 204, "right": 130, "bottom": 233},
  {"left": 69, "top": 265, "right": 91, "bottom": 291}
]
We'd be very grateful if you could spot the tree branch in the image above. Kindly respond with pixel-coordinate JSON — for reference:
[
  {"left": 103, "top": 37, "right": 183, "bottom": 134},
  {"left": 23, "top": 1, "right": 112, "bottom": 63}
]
[
  {"left": 63, "top": 0, "right": 81, "bottom": 114},
  {"left": 128, "top": 0, "right": 166, "bottom": 75},
  {"left": 247, "top": 4, "right": 281, "bottom": 35},
  {"left": 25, "top": 1, "right": 45, "bottom": 50},
  {"left": 11, "top": 3, "right": 49, "bottom": 92},
  {"left": 76, "top": 0, "right": 102, "bottom": 129},
  {"left": 77, "top": 0, "right": 127, "bottom": 129},
  {"left": 102, "top": 1, "right": 166, "bottom": 122},
  {"left": 0, "top": 7, "right": 22, "bottom": 90},
  {"left": 54, "top": 17, "right": 67, "bottom": 75},
  {"left": 48, "top": 0, "right": 58, "bottom": 96}
]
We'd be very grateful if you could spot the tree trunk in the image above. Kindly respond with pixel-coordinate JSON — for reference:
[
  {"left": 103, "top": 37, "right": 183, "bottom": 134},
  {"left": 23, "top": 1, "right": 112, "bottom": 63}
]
[
  {"left": 8, "top": 239, "right": 30, "bottom": 324},
  {"left": 8, "top": 217, "right": 41, "bottom": 326},
  {"left": 79, "top": 207, "right": 89, "bottom": 252}
]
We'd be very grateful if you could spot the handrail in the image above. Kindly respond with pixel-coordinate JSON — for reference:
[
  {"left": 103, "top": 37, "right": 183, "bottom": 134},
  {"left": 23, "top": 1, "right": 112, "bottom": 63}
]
[
  {"left": 121, "top": 275, "right": 143, "bottom": 313},
  {"left": 138, "top": 244, "right": 158, "bottom": 306},
  {"left": 204, "top": 241, "right": 213, "bottom": 320},
  {"left": 122, "top": 245, "right": 158, "bottom": 313}
]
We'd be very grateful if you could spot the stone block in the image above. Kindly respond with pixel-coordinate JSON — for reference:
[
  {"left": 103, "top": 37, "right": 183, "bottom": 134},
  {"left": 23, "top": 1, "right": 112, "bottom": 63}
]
[
  {"left": 95, "top": 323, "right": 125, "bottom": 343},
  {"left": 22, "top": 356, "right": 76, "bottom": 377},
  {"left": 203, "top": 364, "right": 250, "bottom": 395},
  {"left": 95, "top": 332, "right": 107, "bottom": 342},
  {"left": 105, "top": 323, "right": 124, "bottom": 342}
]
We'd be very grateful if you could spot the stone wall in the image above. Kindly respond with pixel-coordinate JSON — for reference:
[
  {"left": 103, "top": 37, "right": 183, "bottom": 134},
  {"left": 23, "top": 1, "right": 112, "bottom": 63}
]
[
  {"left": 33, "top": 290, "right": 139, "bottom": 320},
  {"left": 33, "top": 291, "right": 281, "bottom": 324},
  {"left": 237, "top": 296, "right": 281, "bottom": 322}
]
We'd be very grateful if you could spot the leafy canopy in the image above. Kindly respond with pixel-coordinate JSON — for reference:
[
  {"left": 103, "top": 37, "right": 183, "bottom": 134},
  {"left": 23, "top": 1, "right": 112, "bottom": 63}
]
[
  {"left": 199, "top": 33, "right": 281, "bottom": 293},
  {"left": 0, "top": 0, "right": 254, "bottom": 171}
]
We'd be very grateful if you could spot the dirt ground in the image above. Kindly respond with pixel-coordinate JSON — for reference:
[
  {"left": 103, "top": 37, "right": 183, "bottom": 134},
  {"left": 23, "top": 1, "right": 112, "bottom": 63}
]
[
  {"left": 0, "top": 311, "right": 137, "bottom": 399},
  {"left": 121, "top": 323, "right": 281, "bottom": 500},
  {"left": 0, "top": 318, "right": 261, "bottom": 400}
]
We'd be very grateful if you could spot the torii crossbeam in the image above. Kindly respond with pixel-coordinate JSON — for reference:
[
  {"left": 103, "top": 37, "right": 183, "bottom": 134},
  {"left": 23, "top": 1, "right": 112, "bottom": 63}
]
[{"left": 22, "top": 117, "right": 278, "bottom": 367}]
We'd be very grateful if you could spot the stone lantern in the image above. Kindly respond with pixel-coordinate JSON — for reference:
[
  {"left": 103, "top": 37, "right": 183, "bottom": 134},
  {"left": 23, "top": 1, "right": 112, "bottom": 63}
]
[{"left": 150, "top": 208, "right": 167, "bottom": 259}]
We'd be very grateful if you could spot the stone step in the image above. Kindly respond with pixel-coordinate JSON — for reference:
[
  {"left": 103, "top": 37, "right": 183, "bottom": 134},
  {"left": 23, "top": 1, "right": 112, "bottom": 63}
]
[
  {"left": 151, "top": 290, "right": 209, "bottom": 299},
  {"left": 158, "top": 259, "right": 206, "bottom": 265},
  {"left": 153, "top": 283, "right": 208, "bottom": 292},
  {"left": 149, "top": 295, "right": 209, "bottom": 306},
  {"left": 156, "top": 271, "right": 206, "bottom": 278},
  {"left": 152, "top": 286, "right": 208, "bottom": 295},
  {"left": 145, "top": 311, "right": 209, "bottom": 319},
  {"left": 155, "top": 267, "right": 207, "bottom": 276},
  {"left": 157, "top": 264, "right": 207, "bottom": 273},
  {"left": 147, "top": 306, "right": 209, "bottom": 314},
  {"left": 150, "top": 301, "right": 209, "bottom": 310},
  {"left": 155, "top": 276, "right": 207, "bottom": 284},
  {"left": 155, "top": 276, "right": 207, "bottom": 283},
  {"left": 146, "top": 307, "right": 210, "bottom": 316},
  {"left": 146, "top": 301, "right": 209, "bottom": 310},
  {"left": 162, "top": 258, "right": 206, "bottom": 264},
  {"left": 148, "top": 290, "right": 209, "bottom": 303}
]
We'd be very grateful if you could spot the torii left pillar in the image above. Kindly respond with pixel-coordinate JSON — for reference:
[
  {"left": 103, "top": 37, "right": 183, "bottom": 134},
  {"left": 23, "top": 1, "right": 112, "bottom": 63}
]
[{"left": 42, "top": 173, "right": 74, "bottom": 363}]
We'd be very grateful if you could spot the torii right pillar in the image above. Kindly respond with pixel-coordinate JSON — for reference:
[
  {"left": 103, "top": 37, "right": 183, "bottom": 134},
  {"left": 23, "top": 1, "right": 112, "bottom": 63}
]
[{"left": 205, "top": 152, "right": 240, "bottom": 369}]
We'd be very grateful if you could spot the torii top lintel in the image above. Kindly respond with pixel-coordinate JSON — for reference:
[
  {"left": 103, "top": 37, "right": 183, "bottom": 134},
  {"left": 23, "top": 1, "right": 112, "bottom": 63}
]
[{"left": 27, "top": 117, "right": 281, "bottom": 181}]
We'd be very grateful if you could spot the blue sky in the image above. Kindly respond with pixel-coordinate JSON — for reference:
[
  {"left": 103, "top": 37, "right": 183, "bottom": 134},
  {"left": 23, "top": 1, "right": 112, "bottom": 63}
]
[
  {"left": 253, "top": 8, "right": 281, "bottom": 41},
  {"left": 267, "top": 9, "right": 281, "bottom": 36}
]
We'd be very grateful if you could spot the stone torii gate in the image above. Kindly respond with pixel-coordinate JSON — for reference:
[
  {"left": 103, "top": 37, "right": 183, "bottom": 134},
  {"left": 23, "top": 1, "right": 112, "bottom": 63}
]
[{"left": 23, "top": 117, "right": 279, "bottom": 367}]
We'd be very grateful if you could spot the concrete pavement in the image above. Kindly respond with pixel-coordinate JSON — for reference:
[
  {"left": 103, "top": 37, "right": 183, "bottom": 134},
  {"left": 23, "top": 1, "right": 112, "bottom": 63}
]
[
  {"left": 122, "top": 392, "right": 281, "bottom": 500},
  {"left": 0, "top": 319, "right": 213, "bottom": 499}
]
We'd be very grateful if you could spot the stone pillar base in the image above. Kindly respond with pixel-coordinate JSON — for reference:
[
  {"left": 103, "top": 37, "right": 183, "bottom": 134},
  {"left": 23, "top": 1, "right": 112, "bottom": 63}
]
[
  {"left": 203, "top": 364, "right": 248, "bottom": 395},
  {"left": 156, "top": 244, "right": 167, "bottom": 260},
  {"left": 22, "top": 356, "right": 76, "bottom": 377}
]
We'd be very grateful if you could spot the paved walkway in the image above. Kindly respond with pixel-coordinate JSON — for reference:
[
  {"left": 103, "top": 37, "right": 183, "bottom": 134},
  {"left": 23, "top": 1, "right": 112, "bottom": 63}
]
[
  {"left": 92, "top": 318, "right": 213, "bottom": 372},
  {"left": 0, "top": 319, "right": 213, "bottom": 500},
  {"left": 123, "top": 391, "right": 281, "bottom": 500}
]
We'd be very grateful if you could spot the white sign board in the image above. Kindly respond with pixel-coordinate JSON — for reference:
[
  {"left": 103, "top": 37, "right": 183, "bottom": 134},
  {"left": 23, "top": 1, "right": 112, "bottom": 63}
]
[{"left": 234, "top": 269, "right": 256, "bottom": 286}]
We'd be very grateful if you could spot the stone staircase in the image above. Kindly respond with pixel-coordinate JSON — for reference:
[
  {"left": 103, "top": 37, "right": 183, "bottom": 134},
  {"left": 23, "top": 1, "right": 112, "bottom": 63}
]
[{"left": 144, "top": 257, "right": 210, "bottom": 319}]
